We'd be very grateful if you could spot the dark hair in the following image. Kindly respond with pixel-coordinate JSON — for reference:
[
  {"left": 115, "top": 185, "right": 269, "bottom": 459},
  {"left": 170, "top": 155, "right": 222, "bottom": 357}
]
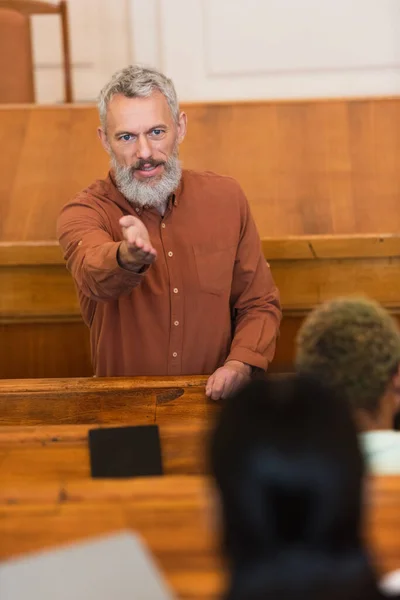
[{"left": 210, "top": 374, "right": 385, "bottom": 600}]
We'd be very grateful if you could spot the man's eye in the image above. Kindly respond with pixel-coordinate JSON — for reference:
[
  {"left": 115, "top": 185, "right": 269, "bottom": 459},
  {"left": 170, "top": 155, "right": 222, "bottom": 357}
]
[
  {"left": 151, "top": 129, "right": 163, "bottom": 136},
  {"left": 120, "top": 134, "right": 132, "bottom": 141}
]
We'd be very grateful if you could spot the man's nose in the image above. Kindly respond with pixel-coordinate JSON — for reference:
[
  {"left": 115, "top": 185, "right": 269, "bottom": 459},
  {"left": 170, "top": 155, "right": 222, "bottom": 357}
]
[{"left": 136, "top": 134, "right": 152, "bottom": 160}]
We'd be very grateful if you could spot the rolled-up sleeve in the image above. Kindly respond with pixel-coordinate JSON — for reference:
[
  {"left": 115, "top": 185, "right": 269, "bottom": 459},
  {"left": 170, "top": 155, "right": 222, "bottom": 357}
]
[
  {"left": 57, "top": 199, "right": 147, "bottom": 301},
  {"left": 226, "top": 188, "right": 282, "bottom": 370}
]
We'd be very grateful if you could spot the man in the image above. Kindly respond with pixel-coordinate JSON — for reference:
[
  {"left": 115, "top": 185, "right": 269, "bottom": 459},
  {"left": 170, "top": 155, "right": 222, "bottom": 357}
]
[
  {"left": 295, "top": 296, "right": 400, "bottom": 474},
  {"left": 57, "top": 65, "right": 281, "bottom": 400}
]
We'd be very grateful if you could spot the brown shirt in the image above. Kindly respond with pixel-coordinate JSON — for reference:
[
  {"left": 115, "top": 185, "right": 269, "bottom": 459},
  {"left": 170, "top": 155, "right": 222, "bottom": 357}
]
[{"left": 57, "top": 169, "right": 281, "bottom": 376}]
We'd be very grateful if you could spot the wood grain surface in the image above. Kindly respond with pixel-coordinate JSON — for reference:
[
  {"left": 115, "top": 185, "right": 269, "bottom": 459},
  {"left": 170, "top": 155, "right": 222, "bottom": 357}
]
[
  {"left": 3, "top": 100, "right": 400, "bottom": 238},
  {"left": 0, "top": 475, "right": 399, "bottom": 600},
  {"left": 0, "top": 422, "right": 211, "bottom": 485},
  {"left": 0, "top": 376, "right": 214, "bottom": 426}
]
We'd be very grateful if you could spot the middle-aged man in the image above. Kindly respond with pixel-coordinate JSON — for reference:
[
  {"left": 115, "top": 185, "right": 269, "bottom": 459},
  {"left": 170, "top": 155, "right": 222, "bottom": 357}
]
[
  {"left": 57, "top": 65, "right": 281, "bottom": 400},
  {"left": 295, "top": 296, "right": 400, "bottom": 474}
]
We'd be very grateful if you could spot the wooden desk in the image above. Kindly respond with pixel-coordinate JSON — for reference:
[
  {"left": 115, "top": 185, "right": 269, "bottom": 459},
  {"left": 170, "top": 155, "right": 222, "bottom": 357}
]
[
  {"left": 0, "top": 376, "right": 215, "bottom": 426},
  {"left": 0, "top": 476, "right": 399, "bottom": 600},
  {"left": 0, "top": 422, "right": 210, "bottom": 484},
  {"left": 0, "top": 476, "right": 222, "bottom": 600}
]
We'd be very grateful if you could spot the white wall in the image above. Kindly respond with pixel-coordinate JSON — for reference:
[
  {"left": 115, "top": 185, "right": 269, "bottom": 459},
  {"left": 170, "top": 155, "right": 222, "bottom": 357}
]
[
  {"left": 33, "top": 0, "right": 400, "bottom": 103},
  {"left": 32, "top": 0, "right": 132, "bottom": 103}
]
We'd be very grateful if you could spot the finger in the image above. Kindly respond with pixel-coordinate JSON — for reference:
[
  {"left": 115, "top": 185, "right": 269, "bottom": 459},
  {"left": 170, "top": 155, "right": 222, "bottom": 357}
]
[
  {"left": 124, "top": 227, "right": 139, "bottom": 246},
  {"left": 128, "top": 245, "right": 157, "bottom": 261},
  {"left": 210, "top": 373, "right": 226, "bottom": 401},
  {"left": 205, "top": 375, "right": 214, "bottom": 397},
  {"left": 221, "top": 372, "right": 239, "bottom": 399}
]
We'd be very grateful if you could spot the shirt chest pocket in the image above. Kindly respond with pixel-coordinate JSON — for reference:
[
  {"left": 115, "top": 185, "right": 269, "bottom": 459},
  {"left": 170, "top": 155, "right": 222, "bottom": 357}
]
[{"left": 193, "top": 243, "right": 236, "bottom": 296}]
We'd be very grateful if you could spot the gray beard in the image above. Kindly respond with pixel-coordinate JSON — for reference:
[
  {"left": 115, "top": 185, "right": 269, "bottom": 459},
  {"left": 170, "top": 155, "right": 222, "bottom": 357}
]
[{"left": 110, "top": 150, "right": 182, "bottom": 211}]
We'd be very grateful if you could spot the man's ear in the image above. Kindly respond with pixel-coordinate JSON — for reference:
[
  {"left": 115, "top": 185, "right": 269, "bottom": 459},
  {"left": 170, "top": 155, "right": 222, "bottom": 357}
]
[
  {"left": 176, "top": 111, "right": 187, "bottom": 145},
  {"left": 98, "top": 127, "right": 111, "bottom": 155},
  {"left": 392, "top": 364, "right": 400, "bottom": 410}
]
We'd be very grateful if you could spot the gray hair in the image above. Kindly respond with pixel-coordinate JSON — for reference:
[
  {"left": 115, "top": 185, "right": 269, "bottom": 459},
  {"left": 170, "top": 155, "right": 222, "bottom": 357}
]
[{"left": 97, "top": 65, "right": 179, "bottom": 131}]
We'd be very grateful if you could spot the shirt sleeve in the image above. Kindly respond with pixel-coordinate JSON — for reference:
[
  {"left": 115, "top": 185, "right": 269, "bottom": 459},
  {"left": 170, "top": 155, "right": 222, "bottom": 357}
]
[
  {"left": 226, "top": 186, "right": 282, "bottom": 371},
  {"left": 57, "top": 197, "right": 148, "bottom": 301}
]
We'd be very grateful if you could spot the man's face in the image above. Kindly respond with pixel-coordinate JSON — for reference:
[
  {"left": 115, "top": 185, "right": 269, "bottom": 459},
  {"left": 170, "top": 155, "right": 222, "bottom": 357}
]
[{"left": 98, "top": 91, "right": 187, "bottom": 207}]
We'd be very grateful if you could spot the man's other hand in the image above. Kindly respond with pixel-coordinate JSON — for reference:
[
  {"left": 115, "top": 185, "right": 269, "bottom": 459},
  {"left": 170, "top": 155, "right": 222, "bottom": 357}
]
[{"left": 205, "top": 360, "right": 252, "bottom": 401}]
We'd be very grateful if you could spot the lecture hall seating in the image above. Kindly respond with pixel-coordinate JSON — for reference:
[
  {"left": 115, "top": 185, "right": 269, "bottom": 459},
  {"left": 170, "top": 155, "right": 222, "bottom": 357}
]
[{"left": 2, "top": 99, "right": 400, "bottom": 377}]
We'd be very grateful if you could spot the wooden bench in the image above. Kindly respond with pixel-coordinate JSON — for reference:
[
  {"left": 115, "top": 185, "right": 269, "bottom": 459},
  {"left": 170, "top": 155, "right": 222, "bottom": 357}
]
[
  {"left": 2, "top": 235, "right": 400, "bottom": 377},
  {"left": 0, "top": 376, "right": 216, "bottom": 426},
  {"left": 0, "top": 476, "right": 399, "bottom": 600},
  {"left": 0, "top": 423, "right": 210, "bottom": 484},
  {"left": 0, "top": 377, "right": 216, "bottom": 481}
]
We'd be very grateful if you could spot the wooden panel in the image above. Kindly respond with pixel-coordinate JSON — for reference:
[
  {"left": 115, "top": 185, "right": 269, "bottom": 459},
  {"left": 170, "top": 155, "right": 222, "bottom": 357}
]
[
  {"left": 0, "top": 241, "right": 62, "bottom": 265},
  {"left": 2, "top": 100, "right": 400, "bottom": 239},
  {"left": 0, "top": 265, "right": 80, "bottom": 319},
  {"left": 0, "top": 423, "right": 210, "bottom": 483},
  {"left": 0, "top": 375, "right": 212, "bottom": 426},
  {"left": 181, "top": 99, "right": 400, "bottom": 236},
  {"left": 263, "top": 234, "right": 400, "bottom": 260},
  {"left": 309, "top": 234, "right": 400, "bottom": 259},
  {"left": 0, "top": 322, "right": 92, "bottom": 378},
  {"left": 0, "top": 106, "right": 108, "bottom": 241},
  {"left": 0, "top": 476, "right": 399, "bottom": 600},
  {"left": 272, "top": 257, "right": 400, "bottom": 311}
]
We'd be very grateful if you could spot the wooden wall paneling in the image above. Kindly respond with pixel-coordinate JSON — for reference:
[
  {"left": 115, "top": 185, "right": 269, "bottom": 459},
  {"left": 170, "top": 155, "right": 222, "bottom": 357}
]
[
  {"left": 2, "top": 101, "right": 400, "bottom": 240},
  {"left": 0, "top": 106, "right": 108, "bottom": 241},
  {"left": 0, "top": 322, "right": 92, "bottom": 379},
  {"left": 181, "top": 99, "right": 400, "bottom": 236}
]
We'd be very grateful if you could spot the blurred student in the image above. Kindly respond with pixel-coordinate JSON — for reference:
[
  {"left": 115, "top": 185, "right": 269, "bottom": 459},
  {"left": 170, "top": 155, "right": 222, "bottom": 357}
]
[
  {"left": 210, "top": 374, "right": 400, "bottom": 600},
  {"left": 296, "top": 297, "right": 400, "bottom": 475}
]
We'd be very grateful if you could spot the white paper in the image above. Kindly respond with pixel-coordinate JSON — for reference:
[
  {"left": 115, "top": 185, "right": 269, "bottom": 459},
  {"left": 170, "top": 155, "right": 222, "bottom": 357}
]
[{"left": 0, "top": 531, "right": 174, "bottom": 600}]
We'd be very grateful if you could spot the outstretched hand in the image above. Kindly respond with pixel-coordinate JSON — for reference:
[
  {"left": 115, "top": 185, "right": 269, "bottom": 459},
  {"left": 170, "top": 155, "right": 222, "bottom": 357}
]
[{"left": 118, "top": 215, "right": 157, "bottom": 271}]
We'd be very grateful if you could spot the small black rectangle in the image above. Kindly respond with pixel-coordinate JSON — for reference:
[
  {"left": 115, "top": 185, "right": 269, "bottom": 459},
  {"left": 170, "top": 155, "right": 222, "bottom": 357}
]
[{"left": 88, "top": 425, "right": 163, "bottom": 478}]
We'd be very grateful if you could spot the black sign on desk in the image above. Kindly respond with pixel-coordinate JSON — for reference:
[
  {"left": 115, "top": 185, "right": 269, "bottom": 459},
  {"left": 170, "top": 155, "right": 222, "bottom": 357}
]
[{"left": 88, "top": 425, "right": 163, "bottom": 478}]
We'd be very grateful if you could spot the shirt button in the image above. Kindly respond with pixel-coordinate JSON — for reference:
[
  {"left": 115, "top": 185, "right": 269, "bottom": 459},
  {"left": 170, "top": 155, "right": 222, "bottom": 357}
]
[
  {"left": 174, "top": 320, "right": 179, "bottom": 326},
  {"left": 161, "top": 223, "right": 166, "bottom": 228},
  {"left": 173, "top": 288, "right": 178, "bottom": 294},
  {"left": 172, "top": 352, "right": 178, "bottom": 358},
  {"left": 168, "top": 251, "right": 173, "bottom": 257}
]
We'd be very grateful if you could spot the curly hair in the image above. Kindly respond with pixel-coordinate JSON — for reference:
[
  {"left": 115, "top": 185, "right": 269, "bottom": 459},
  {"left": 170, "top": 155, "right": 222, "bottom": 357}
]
[{"left": 295, "top": 297, "right": 400, "bottom": 415}]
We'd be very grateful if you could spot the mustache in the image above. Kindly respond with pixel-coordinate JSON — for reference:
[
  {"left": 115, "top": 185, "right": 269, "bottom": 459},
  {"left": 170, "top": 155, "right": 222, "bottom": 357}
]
[{"left": 131, "top": 158, "right": 166, "bottom": 171}]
